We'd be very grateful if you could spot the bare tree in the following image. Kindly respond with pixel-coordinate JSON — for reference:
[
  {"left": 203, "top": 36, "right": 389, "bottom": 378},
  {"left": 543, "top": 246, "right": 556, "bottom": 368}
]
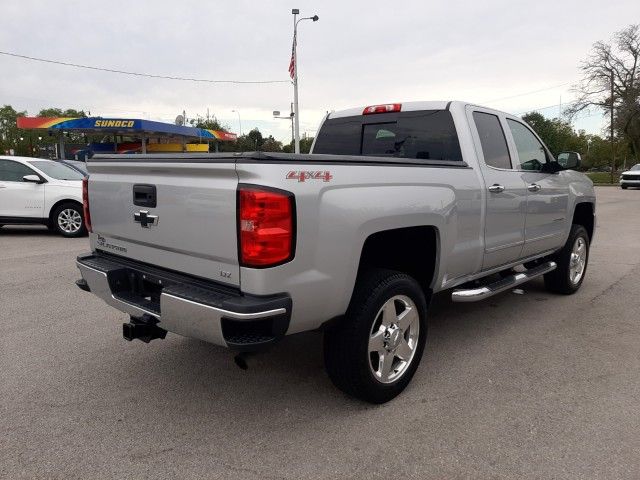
[{"left": 567, "top": 25, "right": 640, "bottom": 165}]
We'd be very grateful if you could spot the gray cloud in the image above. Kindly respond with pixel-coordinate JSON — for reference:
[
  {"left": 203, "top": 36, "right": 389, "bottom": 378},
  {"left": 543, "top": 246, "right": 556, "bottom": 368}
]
[{"left": 1, "top": 0, "right": 637, "bottom": 140}]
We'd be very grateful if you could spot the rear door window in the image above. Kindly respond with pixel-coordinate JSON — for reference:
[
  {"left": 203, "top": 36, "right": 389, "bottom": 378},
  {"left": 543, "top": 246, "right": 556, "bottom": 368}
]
[
  {"left": 472, "top": 112, "right": 512, "bottom": 169},
  {"left": 313, "top": 110, "right": 463, "bottom": 161}
]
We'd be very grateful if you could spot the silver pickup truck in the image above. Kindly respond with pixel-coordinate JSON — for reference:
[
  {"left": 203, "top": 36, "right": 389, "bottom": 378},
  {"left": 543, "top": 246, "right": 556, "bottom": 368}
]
[{"left": 76, "top": 101, "right": 595, "bottom": 403}]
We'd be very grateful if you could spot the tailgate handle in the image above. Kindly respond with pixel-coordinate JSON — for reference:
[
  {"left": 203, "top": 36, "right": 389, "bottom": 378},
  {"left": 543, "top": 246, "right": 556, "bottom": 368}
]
[{"left": 133, "top": 184, "right": 157, "bottom": 208}]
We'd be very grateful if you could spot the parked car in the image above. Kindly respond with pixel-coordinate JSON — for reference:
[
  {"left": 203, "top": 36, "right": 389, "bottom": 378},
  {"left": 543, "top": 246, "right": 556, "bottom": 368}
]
[
  {"left": 0, "top": 156, "right": 87, "bottom": 237},
  {"left": 75, "top": 101, "right": 595, "bottom": 403},
  {"left": 619, "top": 164, "right": 640, "bottom": 189}
]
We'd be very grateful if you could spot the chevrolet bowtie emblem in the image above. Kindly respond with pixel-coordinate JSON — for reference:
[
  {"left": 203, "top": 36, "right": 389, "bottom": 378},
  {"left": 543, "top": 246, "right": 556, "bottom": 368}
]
[{"left": 133, "top": 210, "right": 158, "bottom": 228}]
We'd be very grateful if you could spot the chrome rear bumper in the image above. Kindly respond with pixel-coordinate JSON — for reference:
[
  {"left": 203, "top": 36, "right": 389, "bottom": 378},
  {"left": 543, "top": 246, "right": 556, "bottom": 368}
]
[{"left": 76, "top": 253, "right": 291, "bottom": 350}]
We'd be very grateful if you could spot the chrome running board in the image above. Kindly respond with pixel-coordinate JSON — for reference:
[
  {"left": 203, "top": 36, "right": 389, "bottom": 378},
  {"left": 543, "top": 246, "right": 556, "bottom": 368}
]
[{"left": 451, "top": 261, "right": 557, "bottom": 303}]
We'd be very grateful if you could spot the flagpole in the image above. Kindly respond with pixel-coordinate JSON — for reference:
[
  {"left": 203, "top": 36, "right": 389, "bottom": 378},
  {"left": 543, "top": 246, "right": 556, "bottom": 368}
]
[
  {"left": 292, "top": 9, "right": 300, "bottom": 154},
  {"left": 291, "top": 9, "right": 318, "bottom": 155}
]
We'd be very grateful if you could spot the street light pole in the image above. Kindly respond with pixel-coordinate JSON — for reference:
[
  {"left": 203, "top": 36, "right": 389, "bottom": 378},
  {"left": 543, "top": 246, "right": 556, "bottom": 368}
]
[
  {"left": 231, "top": 110, "right": 242, "bottom": 137},
  {"left": 291, "top": 9, "right": 318, "bottom": 154}
]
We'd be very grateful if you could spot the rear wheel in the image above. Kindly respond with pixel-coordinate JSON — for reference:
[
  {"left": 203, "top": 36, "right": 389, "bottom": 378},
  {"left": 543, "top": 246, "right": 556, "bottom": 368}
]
[
  {"left": 323, "top": 269, "right": 427, "bottom": 403},
  {"left": 52, "top": 202, "right": 87, "bottom": 238},
  {"left": 621, "top": 185, "right": 628, "bottom": 189},
  {"left": 544, "top": 224, "right": 589, "bottom": 294}
]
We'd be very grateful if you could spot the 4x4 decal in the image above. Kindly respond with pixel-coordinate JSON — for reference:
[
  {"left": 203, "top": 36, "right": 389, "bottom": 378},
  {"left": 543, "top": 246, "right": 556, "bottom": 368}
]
[{"left": 286, "top": 170, "right": 333, "bottom": 182}]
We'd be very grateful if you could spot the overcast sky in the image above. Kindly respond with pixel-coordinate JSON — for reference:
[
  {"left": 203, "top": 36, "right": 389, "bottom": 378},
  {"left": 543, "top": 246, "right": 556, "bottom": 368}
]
[{"left": 1, "top": 0, "right": 638, "bottom": 142}]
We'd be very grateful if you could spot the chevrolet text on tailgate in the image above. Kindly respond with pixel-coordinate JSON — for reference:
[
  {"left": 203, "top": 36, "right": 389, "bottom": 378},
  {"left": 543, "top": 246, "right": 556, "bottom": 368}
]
[{"left": 76, "top": 101, "right": 596, "bottom": 403}]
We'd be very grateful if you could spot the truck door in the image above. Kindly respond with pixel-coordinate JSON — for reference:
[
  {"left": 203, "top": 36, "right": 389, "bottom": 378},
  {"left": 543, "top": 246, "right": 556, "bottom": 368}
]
[
  {"left": 467, "top": 108, "right": 528, "bottom": 270},
  {"left": 504, "top": 118, "right": 569, "bottom": 257}
]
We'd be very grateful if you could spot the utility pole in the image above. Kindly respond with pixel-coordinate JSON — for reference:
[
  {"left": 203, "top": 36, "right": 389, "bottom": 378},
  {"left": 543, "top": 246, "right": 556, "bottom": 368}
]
[
  {"left": 231, "top": 110, "right": 242, "bottom": 136},
  {"left": 559, "top": 95, "right": 562, "bottom": 120},
  {"left": 610, "top": 68, "right": 615, "bottom": 184}
]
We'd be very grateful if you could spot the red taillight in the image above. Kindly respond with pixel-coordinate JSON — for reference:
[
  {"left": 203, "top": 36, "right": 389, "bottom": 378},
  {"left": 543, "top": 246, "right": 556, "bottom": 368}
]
[
  {"left": 82, "top": 176, "right": 92, "bottom": 233},
  {"left": 362, "top": 103, "right": 402, "bottom": 115},
  {"left": 238, "top": 186, "right": 294, "bottom": 267}
]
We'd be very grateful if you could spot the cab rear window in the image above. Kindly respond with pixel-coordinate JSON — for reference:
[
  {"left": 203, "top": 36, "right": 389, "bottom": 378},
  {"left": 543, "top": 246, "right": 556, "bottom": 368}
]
[{"left": 313, "top": 110, "right": 463, "bottom": 161}]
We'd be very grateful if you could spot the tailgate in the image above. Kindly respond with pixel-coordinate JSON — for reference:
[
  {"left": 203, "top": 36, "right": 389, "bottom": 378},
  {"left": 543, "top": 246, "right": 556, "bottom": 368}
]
[{"left": 86, "top": 157, "right": 240, "bottom": 286}]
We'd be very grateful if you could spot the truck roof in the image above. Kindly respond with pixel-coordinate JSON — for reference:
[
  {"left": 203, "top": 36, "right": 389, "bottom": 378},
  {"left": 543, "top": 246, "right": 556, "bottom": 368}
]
[{"left": 327, "top": 101, "right": 502, "bottom": 119}]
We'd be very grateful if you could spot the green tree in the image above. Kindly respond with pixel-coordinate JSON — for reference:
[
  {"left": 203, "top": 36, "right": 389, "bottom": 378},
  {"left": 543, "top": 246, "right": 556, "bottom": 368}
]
[
  {"left": 221, "top": 128, "right": 290, "bottom": 153},
  {"left": 282, "top": 136, "right": 314, "bottom": 153},
  {"left": 188, "top": 115, "right": 228, "bottom": 132},
  {"left": 522, "top": 112, "right": 577, "bottom": 156},
  {"left": 0, "top": 105, "right": 27, "bottom": 155},
  {"left": 37, "top": 108, "right": 87, "bottom": 118},
  {"left": 567, "top": 24, "right": 640, "bottom": 164},
  {"left": 246, "top": 128, "right": 264, "bottom": 150},
  {"left": 520, "top": 111, "right": 623, "bottom": 169},
  {"left": 261, "top": 135, "right": 283, "bottom": 152},
  {"left": 222, "top": 128, "right": 264, "bottom": 152}
]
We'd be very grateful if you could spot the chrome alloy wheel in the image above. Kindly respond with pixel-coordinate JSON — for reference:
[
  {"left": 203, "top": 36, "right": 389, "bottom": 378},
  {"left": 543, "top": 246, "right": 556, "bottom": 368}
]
[
  {"left": 569, "top": 236, "right": 587, "bottom": 285},
  {"left": 368, "top": 295, "right": 420, "bottom": 384},
  {"left": 58, "top": 208, "right": 82, "bottom": 234}
]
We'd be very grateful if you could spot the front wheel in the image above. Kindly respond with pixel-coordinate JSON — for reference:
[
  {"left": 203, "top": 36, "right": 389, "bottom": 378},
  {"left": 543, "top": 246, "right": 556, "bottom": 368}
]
[
  {"left": 544, "top": 224, "right": 590, "bottom": 294},
  {"left": 621, "top": 185, "right": 628, "bottom": 189},
  {"left": 52, "top": 202, "right": 87, "bottom": 237},
  {"left": 323, "top": 269, "right": 427, "bottom": 403}
]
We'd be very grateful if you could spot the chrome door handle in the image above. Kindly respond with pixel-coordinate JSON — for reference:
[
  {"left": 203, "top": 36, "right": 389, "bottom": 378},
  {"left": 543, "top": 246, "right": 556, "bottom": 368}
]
[
  {"left": 527, "top": 183, "right": 541, "bottom": 192},
  {"left": 488, "top": 184, "right": 505, "bottom": 193}
]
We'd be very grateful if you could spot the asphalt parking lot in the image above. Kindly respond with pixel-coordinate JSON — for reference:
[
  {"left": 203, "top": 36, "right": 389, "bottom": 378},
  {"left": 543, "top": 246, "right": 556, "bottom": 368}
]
[{"left": 1, "top": 186, "right": 639, "bottom": 479}]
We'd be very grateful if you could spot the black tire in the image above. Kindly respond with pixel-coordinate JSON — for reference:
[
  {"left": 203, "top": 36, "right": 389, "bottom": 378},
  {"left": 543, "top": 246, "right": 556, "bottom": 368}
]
[
  {"left": 51, "top": 202, "right": 87, "bottom": 238},
  {"left": 621, "top": 185, "right": 628, "bottom": 189},
  {"left": 544, "top": 224, "right": 589, "bottom": 294},
  {"left": 323, "top": 269, "right": 427, "bottom": 404}
]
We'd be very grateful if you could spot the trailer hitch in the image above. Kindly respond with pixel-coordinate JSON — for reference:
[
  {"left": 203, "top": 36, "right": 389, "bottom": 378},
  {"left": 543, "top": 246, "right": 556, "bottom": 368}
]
[{"left": 123, "top": 314, "right": 167, "bottom": 343}]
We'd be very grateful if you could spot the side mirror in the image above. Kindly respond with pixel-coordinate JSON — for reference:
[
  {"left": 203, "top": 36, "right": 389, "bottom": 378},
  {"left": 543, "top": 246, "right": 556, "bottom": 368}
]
[
  {"left": 23, "top": 174, "right": 44, "bottom": 184},
  {"left": 557, "top": 152, "right": 581, "bottom": 170}
]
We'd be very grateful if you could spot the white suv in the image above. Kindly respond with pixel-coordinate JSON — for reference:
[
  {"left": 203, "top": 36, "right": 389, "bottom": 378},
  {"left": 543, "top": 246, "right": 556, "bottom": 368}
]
[
  {"left": 0, "top": 156, "right": 87, "bottom": 237},
  {"left": 619, "top": 164, "right": 640, "bottom": 189}
]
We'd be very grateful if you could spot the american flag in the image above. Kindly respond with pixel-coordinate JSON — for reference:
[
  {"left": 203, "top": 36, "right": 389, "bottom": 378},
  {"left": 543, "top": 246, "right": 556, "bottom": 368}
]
[{"left": 288, "top": 31, "right": 296, "bottom": 79}]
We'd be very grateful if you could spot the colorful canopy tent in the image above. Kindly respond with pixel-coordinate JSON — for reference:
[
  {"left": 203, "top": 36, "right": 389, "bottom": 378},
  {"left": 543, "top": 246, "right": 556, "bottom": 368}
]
[{"left": 16, "top": 117, "right": 237, "bottom": 158}]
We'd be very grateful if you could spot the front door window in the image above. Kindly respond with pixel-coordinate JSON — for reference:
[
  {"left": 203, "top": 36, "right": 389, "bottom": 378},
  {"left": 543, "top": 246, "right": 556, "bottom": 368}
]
[{"left": 506, "top": 120, "right": 548, "bottom": 172}]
